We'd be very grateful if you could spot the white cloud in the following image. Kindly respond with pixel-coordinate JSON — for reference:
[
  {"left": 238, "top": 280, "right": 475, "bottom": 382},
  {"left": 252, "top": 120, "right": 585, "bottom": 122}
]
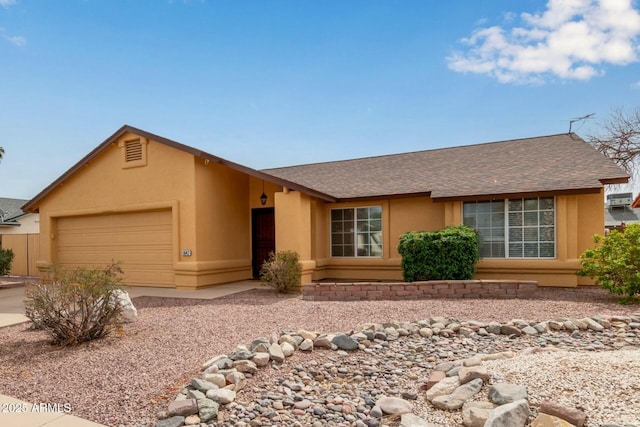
[
  {"left": 447, "top": 0, "right": 640, "bottom": 84},
  {"left": 0, "top": 28, "right": 26, "bottom": 47},
  {"left": 633, "top": 80, "right": 640, "bottom": 88},
  {"left": 0, "top": 0, "right": 16, "bottom": 8},
  {"left": 5, "top": 34, "right": 25, "bottom": 46}
]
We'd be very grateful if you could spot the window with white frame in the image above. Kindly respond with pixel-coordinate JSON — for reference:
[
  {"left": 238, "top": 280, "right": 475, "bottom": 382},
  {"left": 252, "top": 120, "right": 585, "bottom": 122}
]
[
  {"left": 463, "top": 197, "right": 555, "bottom": 258},
  {"left": 331, "top": 206, "right": 382, "bottom": 257}
]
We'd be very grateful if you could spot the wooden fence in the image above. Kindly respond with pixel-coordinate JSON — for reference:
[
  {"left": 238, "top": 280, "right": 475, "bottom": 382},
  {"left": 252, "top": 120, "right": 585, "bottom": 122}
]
[{"left": 1, "top": 234, "right": 40, "bottom": 277}]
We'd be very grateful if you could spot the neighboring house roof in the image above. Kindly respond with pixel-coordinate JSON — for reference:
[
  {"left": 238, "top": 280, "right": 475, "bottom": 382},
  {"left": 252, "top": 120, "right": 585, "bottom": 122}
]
[
  {"left": 632, "top": 193, "right": 640, "bottom": 209},
  {"left": 22, "top": 127, "right": 629, "bottom": 212},
  {"left": 605, "top": 204, "right": 640, "bottom": 228},
  {"left": 0, "top": 197, "right": 29, "bottom": 227},
  {"left": 264, "top": 134, "right": 629, "bottom": 201}
]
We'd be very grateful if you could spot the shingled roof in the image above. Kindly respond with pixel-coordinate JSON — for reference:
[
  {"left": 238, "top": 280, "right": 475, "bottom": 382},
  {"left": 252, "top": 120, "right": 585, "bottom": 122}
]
[{"left": 263, "top": 133, "right": 629, "bottom": 201}]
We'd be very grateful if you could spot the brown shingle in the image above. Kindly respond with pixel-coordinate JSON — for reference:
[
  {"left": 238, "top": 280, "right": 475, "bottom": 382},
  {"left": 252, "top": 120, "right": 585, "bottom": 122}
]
[{"left": 263, "top": 134, "right": 629, "bottom": 201}]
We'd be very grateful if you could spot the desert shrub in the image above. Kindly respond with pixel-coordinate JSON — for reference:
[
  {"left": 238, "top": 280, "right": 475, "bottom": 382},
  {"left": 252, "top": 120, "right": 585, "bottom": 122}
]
[
  {"left": 25, "top": 263, "right": 125, "bottom": 346},
  {"left": 397, "top": 225, "right": 480, "bottom": 282},
  {"left": 0, "top": 248, "right": 14, "bottom": 275},
  {"left": 578, "top": 224, "right": 640, "bottom": 304},
  {"left": 260, "top": 250, "right": 302, "bottom": 293}
]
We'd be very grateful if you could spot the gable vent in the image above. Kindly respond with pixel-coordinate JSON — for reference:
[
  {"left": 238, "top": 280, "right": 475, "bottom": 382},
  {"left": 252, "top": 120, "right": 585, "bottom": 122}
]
[
  {"left": 125, "top": 139, "right": 143, "bottom": 162},
  {"left": 119, "top": 137, "right": 148, "bottom": 168}
]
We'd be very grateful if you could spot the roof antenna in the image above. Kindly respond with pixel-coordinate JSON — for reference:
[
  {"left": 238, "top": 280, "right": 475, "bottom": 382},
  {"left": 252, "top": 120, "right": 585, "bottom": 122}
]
[{"left": 568, "top": 113, "right": 595, "bottom": 134}]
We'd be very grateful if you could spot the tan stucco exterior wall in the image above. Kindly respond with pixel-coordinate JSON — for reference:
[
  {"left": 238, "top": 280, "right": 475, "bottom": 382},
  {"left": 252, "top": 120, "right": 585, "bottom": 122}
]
[
  {"left": 274, "top": 191, "right": 607, "bottom": 287},
  {"left": 275, "top": 190, "right": 316, "bottom": 283},
  {"left": 274, "top": 197, "right": 446, "bottom": 282},
  {"left": 31, "top": 130, "right": 609, "bottom": 289},
  {"left": 33, "top": 133, "right": 279, "bottom": 289}
]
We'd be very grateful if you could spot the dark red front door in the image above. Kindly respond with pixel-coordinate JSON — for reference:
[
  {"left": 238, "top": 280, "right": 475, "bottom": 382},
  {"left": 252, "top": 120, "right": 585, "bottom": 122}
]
[{"left": 252, "top": 208, "right": 275, "bottom": 278}]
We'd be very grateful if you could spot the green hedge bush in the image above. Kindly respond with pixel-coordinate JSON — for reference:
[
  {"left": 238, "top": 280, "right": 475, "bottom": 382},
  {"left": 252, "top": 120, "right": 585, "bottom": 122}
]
[
  {"left": 0, "top": 248, "right": 14, "bottom": 275},
  {"left": 578, "top": 224, "right": 640, "bottom": 304},
  {"left": 397, "top": 225, "right": 480, "bottom": 282}
]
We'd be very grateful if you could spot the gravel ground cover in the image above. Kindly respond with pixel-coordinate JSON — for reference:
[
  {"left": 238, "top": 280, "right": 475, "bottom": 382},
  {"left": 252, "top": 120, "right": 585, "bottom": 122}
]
[{"left": 0, "top": 286, "right": 639, "bottom": 426}]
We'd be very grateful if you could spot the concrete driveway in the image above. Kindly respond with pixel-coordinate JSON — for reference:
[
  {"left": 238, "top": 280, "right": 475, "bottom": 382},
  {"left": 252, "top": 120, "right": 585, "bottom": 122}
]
[{"left": 0, "top": 278, "right": 262, "bottom": 328}]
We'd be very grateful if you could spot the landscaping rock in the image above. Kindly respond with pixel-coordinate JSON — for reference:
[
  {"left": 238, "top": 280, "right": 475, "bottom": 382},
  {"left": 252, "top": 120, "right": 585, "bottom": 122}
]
[
  {"left": 488, "top": 383, "right": 528, "bottom": 404},
  {"left": 376, "top": 396, "right": 413, "bottom": 415},
  {"left": 532, "top": 413, "right": 578, "bottom": 427},
  {"left": 167, "top": 399, "right": 198, "bottom": 417},
  {"left": 538, "top": 400, "right": 587, "bottom": 427},
  {"left": 462, "top": 401, "right": 498, "bottom": 427},
  {"left": 485, "top": 398, "right": 530, "bottom": 427},
  {"left": 332, "top": 333, "right": 359, "bottom": 350},
  {"left": 155, "top": 416, "right": 185, "bottom": 427}
]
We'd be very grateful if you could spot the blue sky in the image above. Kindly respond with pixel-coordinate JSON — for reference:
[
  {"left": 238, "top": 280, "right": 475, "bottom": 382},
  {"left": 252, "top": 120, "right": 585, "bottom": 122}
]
[{"left": 1, "top": 0, "right": 639, "bottom": 199}]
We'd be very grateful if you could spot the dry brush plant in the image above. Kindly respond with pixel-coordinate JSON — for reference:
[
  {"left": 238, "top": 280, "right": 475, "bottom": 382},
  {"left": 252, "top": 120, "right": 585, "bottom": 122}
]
[
  {"left": 260, "top": 250, "right": 302, "bottom": 293},
  {"left": 25, "top": 263, "right": 125, "bottom": 346}
]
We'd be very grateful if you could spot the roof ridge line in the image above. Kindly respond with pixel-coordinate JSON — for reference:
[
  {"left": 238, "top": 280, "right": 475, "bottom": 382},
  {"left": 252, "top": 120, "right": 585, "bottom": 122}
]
[{"left": 263, "top": 133, "right": 583, "bottom": 171}]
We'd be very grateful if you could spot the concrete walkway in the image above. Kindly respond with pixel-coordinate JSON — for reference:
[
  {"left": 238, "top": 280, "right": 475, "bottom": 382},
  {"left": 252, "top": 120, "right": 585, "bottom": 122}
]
[{"left": 0, "top": 279, "right": 261, "bottom": 427}]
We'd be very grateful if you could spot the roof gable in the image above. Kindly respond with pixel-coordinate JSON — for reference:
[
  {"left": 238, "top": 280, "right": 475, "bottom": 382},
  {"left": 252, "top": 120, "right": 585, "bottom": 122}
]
[
  {"left": 22, "top": 125, "right": 336, "bottom": 212},
  {"left": 264, "top": 134, "right": 629, "bottom": 201}
]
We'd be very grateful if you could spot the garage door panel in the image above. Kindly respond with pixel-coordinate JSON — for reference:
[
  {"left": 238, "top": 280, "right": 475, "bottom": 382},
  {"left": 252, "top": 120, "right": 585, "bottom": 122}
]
[{"left": 56, "top": 210, "right": 174, "bottom": 287}]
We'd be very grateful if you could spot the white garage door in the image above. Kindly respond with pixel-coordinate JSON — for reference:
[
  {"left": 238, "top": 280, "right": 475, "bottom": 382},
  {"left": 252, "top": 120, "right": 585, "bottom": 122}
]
[{"left": 56, "top": 210, "right": 174, "bottom": 287}]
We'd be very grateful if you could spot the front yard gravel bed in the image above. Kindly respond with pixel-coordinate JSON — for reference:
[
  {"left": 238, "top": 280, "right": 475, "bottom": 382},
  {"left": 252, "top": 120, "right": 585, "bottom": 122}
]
[{"left": 0, "top": 287, "right": 638, "bottom": 426}]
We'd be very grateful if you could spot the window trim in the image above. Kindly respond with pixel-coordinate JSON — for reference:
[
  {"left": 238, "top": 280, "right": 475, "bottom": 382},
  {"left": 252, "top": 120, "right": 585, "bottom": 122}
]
[
  {"left": 462, "top": 197, "right": 556, "bottom": 259},
  {"left": 330, "top": 205, "right": 383, "bottom": 258}
]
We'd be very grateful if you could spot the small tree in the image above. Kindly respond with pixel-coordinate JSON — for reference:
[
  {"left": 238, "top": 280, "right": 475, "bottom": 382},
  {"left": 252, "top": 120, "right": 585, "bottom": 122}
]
[
  {"left": 0, "top": 248, "right": 14, "bottom": 275},
  {"left": 260, "top": 250, "right": 302, "bottom": 293},
  {"left": 578, "top": 224, "right": 640, "bottom": 304},
  {"left": 25, "top": 263, "right": 125, "bottom": 345},
  {"left": 588, "top": 107, "right": 640, "bottom": 184}
]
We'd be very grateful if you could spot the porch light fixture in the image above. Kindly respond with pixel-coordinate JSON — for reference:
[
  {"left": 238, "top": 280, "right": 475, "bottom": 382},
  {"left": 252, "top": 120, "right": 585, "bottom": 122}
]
[{"left": 260, "top": 180, "right": 267, "bottom": 206}]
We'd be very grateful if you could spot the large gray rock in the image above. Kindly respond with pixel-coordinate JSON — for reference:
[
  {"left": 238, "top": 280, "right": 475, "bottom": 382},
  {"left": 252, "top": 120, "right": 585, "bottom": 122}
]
[
  {"left": 313, "top": 333, "right": 335, "bottom": 348},
  {"left": 251, "top": 352, "right": 270, "bottom": 367},
  {"left": 299, "top": 338, "right": 314, "bottom": 351},
  {"left": 268, "top": 342, "right": 285, "bottom": 363},
  {"left": 462, "top": 401, "right": 498, "bottom": 427},
  {"left": 431, "top": 378, "right": 484, "bottom": 410},
  {"left": 248, "top": 337, "right": 270, "bottom": 353},
  {"left": 458, "top": 365, "right": 490, "bottom": 384},
  {"left": 376, "top": 396, "right": 413, "bottom": 415},
  {"left": 112, "top": 289, "right": 137, "bottom": 322},
  {"left": 155, "top": 416, "right": 185, "bottom": 427},
  {"left": 486, "top": 321, "right": 502, "bottom": 335},
  {"left": 281, "top": 341, "right": 295, "bottom": 357},
  {"left": 167, "top": 398, "right": 198, "bottom": 417},
  {"left": 201, "top": 355, "right": 233, "bottom": 372},
  {"left": 202, "top": 372, "right": 226, "bottom": 388},
  {"left": 190, "top": 378, "right": 218, "bottom": 393},
  {"left": 206, "top": 388, "right": 236, "bottom": 404},
  {"left": 500, "top": 325, "right": 522, "bottom": 336},
  {"left": 484, "top": 399, "right": 530, "bottom": 427},
  {"left": 225, "top": 371, "right": 247, "bottom": 391},
  {"left": 332, "top": 333, "right": 359, "bottom": 350},
  {"left": 196, "top": 397, "right": 219, "bottom": 423},
  {"left": 233, "top": 359, "right": 258, "bottom": 374},
  {"left": 488, "top": 383, "right": 528, "bottom": 404},
  {"left": 229, "top": 346, "right": 255, "bottom": 361},
  {"left": 426, "top": 375, "right": 461, "bottom": 402},
  {"left": 581, "top": 317, "right": 605, "bottom": 332}
]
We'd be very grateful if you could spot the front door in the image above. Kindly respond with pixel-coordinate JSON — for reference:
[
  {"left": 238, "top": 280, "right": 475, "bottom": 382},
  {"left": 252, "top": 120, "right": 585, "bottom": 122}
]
[{"left": 252, "top": 208, "right": 275, "bottom": 278}]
